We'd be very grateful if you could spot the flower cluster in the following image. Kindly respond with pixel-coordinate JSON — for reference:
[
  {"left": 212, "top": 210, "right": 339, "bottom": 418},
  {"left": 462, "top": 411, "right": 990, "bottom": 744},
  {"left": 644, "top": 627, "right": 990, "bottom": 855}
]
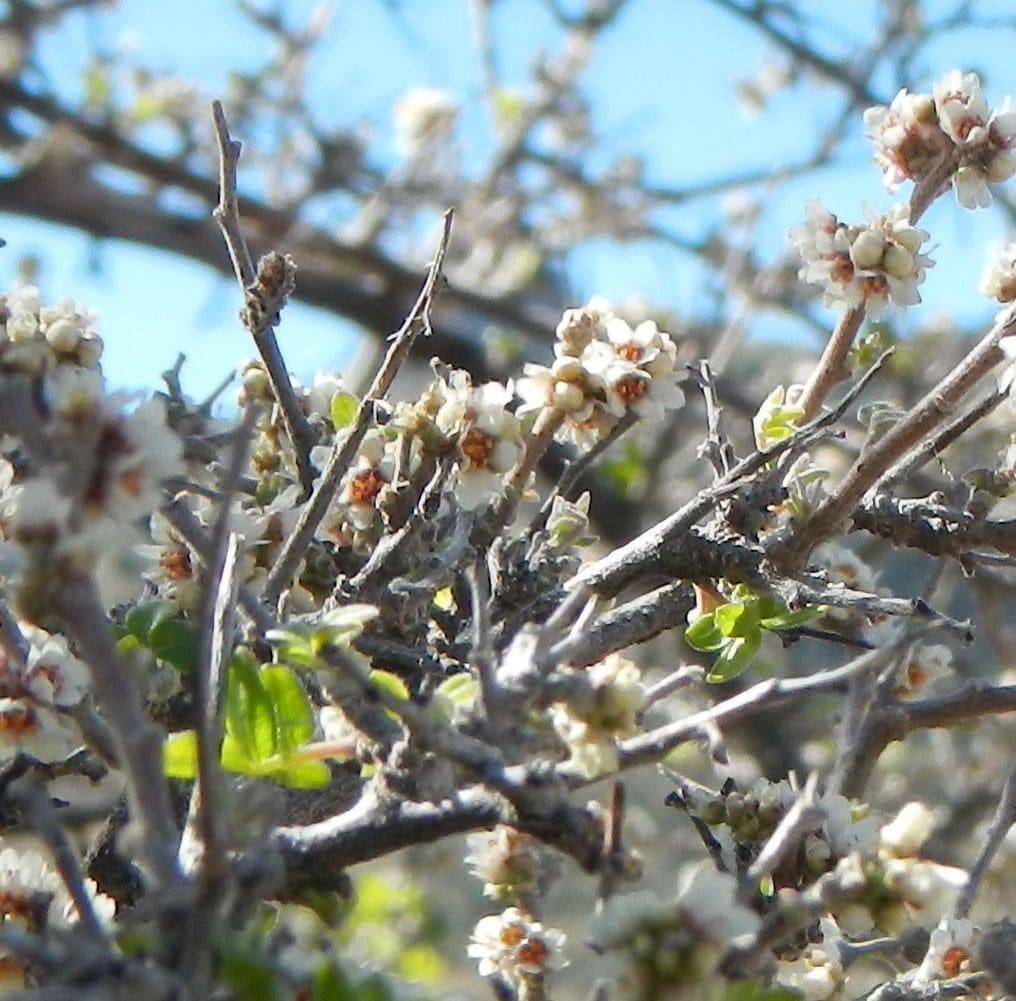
[
  {"left": 435, "top": 374, "right": 523, "bottom": 511},
  {"left": 791, "top": 201, "right": 933, "bottom": 317},
  {"left": 0, "top": 625, "right": 88, "bottom": 766},
  {"left": 517, "top": 300, "right": 684, "bottom": 448},
  {"left": 550, "top": 654, "right": 646, "bottom": 778},
  {"left": 468, "top": 907, "right": 567, "bottom": 986},
  {"left": 464, "top": 826, "right": 548, "bottom": 903},
  {"left": 865, "top": 70, "right": 1015, "bottom": 208},
  {"left": 0, "top": 286, "right": 103, "bottom": 375}
]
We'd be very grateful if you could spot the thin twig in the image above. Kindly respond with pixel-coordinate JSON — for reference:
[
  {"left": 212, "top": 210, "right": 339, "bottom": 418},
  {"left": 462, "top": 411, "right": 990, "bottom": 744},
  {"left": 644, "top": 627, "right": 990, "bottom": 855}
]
[
  {"left": 260, "top": 208, "right": 454, "bottom": 608},
  {"left": 954, "top": 767, "right": 1016, "bottom": 919},
  {"left": 210, "top": 100, "right": 317, "bottom": 493}
]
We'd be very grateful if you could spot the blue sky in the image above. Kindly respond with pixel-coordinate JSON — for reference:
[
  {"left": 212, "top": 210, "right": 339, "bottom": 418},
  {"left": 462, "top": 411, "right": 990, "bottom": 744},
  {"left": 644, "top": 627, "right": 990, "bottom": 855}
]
[{"left": 1, "top": 0, "right": 1014, "bottom": 400}]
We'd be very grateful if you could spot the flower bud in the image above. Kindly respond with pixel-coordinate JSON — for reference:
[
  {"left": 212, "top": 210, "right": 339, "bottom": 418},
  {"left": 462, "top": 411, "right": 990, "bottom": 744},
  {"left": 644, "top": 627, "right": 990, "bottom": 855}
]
[
  {"left": 44, "top": 319, "right": 81, "bottom": 353},
  {"left": 552, "top": 356, "right": 584, "bottom": 382},
  {"left": 882, "top": 243, "right": 915, "bottom": 280},
  {"left": 850, "top": 229, "right": 886, "bottom": 269},
  {"left": 553, "top": 381, "right": 586, "bottom": 412}
]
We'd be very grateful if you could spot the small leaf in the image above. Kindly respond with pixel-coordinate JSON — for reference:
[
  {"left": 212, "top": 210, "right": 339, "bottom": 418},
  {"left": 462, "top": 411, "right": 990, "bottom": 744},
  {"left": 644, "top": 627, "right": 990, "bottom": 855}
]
[
  {"left": 124, "top": 600, "right": 177, "bottom": 640},
  {"left": 148, "top": 618, "right": 200, "bottom": 672},
  {"left": 707, "top": 631, "right": 761, "bottom": 683},
  {"left": 163, "top": 730, "right": 198, "bottom": 779},
  {"left": 761, "top": 605, "right": 825, "bottom": 631},
  {"left": 434, "top": 673, "right": 478, "bottom": 706},
  {"left": 685, "top": 613, "right": 724, "bottom": 652},
  {"left": 330, "top": 392, "right": 359, "bottom": 429},
  {"left": 260, "top": 664, "right": 315, "bottom": 753},
  {"left": 369, "top": 670, "right": 409, "bottom": 702},
  {"left": 278, "top": 758, "right": 332, "bottom": 790}
]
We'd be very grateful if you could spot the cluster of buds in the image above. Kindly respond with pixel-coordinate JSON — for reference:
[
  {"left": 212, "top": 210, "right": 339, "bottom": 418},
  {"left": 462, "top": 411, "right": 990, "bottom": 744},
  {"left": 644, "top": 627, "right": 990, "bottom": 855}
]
[
  {"left": 517, "top": 301, "right": 684, "bottom": 448},
  {"left": 0, "top": 286, "right": 103, "bottom": 376},
  {"left": 791, "top": 201, "right": 933, "bottom": 317},
  {"left": 464, "top": 826, "right": 548, "bottom": 902},
  {"left": 550, "top": 654, "right": 646, "bottom": 779},
  {"left": 865, "top": 70, "right": 1016, "bottom": 209},
  {"left": 775, "top": 917, "right": 848, "bottom": 1001}
]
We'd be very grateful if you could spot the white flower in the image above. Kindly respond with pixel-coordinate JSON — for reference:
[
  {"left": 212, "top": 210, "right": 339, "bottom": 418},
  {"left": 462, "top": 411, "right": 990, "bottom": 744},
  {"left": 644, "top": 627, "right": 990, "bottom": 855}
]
[
  {"left": 337, "top": 430, "right": 392, "bottom": 532},
  {"left": 914, "top": 916, "right": 978, "bottom": 984},
  {"left": 0, "top": 698, "right": 82, "bottom": 765},
  {"left": 551, "top": 655, "right": 645, "bottom": 779},
  {"left": 897, "top": 644, "right": 953, "bottom": 695},
  {"left": 864, "top": 88, "right": 950, "bottom": 190},
  {"left": 819, "top": 793, "right": 877, "bottom": 858},
  {"left": 884, "top": 857, "right": 967, "bottom": 925},
  {"left": 465, "top": 826, "right": 544, "bottom": 901},
  {"left": 880, "top": 802, "right": 935, "bottom": 857},
  {"left": 437, "top": 379, "right": 523, "bottom": 511},
  {"left": 585, "top": 338, "right": 684, "bottom": 422},
  {"left": 815, "top": 542, "right": 877, "bottom": 593},
  {"left": 393, "top": 87, "right": 456, "bottom": 153},
  {"left": 21, "top": 625, "right": 90, "bottom": 707},
  {"left": 933, "top": 70, "right": 989, "bottom": 145},
  {"left": 792, "top": 202, "right": 932, "bottom": 318},
  {"left": 980, "top": 242, "right": 1016, "bottom": 304},
  {"left": 468, "top": 907, "right": 566, "bottom": 982},
  {"left": 775, "top": 916, "right": 847, "bottom": 1000},
  {"left": 931, "top": 71, "right": 1016, "bottom": 209},
  {"left": 0, "top": 846, "right": 114, "bottom": 929}
]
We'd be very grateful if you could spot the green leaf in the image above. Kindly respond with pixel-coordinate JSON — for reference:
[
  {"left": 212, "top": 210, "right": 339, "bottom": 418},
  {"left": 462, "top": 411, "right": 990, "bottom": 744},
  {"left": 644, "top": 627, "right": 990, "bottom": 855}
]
[
  {"left": 260, "top": 664, "right": 315, "bottom": 753},
  {"left": 761, "top": 605, "right": 824, "bottom": 631},
  {"left": 715, "top": 601, "right": 760, "bottom": 638},
  {"left": 369, "top": 670, "right": 409, "bottom": 702},
  {"left": 148, "top": 618, "right": 200, "bottom": 672},
  {"left": 685, "top": 613, "right": 725, "bottom": 652},
  {"left": 278, "top": 758, "right": 332, "bottom": 789},
  {"left": 707, "top": 631, "right": 761, "bottom": 683},
  {"left": 225, "top": 656, "right": 277, "bottom": 762},
  {"left": 330, "top": 392, "right": 360, "bottom": 429},
  {"left": 434, "top": 673, "right": 478, "bottom": 706},
  {"left": 124, "top": 600, "right": 177, "bottom": 640},
  {"left": 163, "top": 730, "right": 198, "bottom": 780}
]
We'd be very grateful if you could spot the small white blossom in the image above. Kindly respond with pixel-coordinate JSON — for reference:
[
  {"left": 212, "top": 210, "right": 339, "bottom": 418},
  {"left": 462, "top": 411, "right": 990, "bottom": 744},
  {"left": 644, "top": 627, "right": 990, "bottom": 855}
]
[
  {"left": 791, "top": 201, "right": 932, "bottom": 318},
  {"left": 775, "top": 916, "right": 847, "bottom": 1000},
  {"left": 465, "top": 826, "right": 545, "bottom": 901},
  {"left": 913, "top": 915, "right": 978, "bottom": 985},
  {"left": 884, "top": 857, "right": 967, "bottom": 925},
  {"left": 437, "top": 378, "right": 523, "bottom": 511},
  {"left": 818, "top": 793, "right": 878, "bottom": 858},
  {"left": 897, "top": 644, "right": 953, "bottom": 695},
  {"left": 880, "top": 802, "right": 935, "bottom": 857},
  {"left": 468, "top": 907, "right": 566, "bottom": 983},
  {"left": 394, "top": 87, "right": 457, "bottom": 153},
  {"left": 980, "top": 242, "right": 1016, "bottom": 304},
  {"left": 551, "top": 655, "right": 645, "bottom": 779},
  {"left": 864, "top": 88, "right": 951, "bottom": 190}
]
